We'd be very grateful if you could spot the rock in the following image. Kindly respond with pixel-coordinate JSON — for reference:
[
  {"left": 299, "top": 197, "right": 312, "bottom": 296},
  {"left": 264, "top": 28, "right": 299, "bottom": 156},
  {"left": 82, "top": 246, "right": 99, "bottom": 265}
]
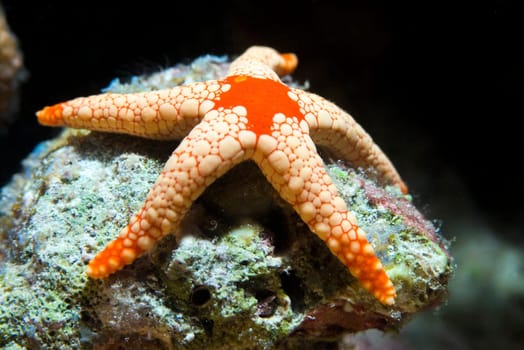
[
  {"left": 0, "top": 4, "right": 26, "bottom": 133},
  {"left": 0, "top": 55, "right": 452, "bottom": 349}
]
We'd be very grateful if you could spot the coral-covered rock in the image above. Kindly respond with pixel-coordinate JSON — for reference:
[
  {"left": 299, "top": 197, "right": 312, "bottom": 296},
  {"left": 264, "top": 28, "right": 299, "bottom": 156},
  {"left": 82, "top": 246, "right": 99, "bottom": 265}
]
[
  {"left": 0, "top": 4, "right": 25, "bottom": 132},
  {"left": 0, "top": 55, "right": 452, "bottom": 349}
]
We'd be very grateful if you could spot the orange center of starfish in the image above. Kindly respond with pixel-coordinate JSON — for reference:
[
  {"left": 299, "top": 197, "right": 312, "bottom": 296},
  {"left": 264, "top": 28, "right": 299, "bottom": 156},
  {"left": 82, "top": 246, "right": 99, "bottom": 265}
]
[{"left": 215, "top": 75, "right": 303, "bottom": 135}]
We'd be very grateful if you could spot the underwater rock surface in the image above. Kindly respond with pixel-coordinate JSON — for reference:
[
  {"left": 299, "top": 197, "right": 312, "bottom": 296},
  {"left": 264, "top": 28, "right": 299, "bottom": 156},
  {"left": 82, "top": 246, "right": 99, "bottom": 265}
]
[
  {"left": 0, "top": 3, "right": 26, "bottom": 132},
  {"left": 0, "top": 55, "right": 451, "bottom": 349}
]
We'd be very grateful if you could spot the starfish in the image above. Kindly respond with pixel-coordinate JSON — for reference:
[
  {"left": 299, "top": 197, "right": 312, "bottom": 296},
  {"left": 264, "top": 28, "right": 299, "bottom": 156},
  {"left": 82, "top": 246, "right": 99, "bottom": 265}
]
[{"left": 36, "top": 46, "right": 407, "bottom": 305}]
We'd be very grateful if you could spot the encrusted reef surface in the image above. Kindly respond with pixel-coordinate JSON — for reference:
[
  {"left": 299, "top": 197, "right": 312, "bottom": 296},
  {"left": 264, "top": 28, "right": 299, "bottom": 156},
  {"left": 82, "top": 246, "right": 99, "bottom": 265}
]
[
  {"left": 0, "top": 55, "right": 451, "bottom": 349},
  {"left": 0, "top": 3, "right": 26, "bottom": 132}
]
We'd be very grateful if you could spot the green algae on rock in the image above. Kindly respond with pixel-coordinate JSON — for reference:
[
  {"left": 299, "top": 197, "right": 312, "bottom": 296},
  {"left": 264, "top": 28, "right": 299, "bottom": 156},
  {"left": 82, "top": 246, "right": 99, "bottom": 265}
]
[{"left": 0, "top": 55, "right": 452, "bottom": 349}]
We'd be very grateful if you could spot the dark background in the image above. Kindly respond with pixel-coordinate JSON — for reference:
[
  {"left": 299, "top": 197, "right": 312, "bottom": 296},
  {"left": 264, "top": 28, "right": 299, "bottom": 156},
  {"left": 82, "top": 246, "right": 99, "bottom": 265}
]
[
  {"left": 2, "top": 0, "right": 523, "bottom": 255},
  {"left": 2, "top": 0, "right": 522, "bottom": 241},
  {"left": 5, "top": 1, "right": 523, "bottom": 229},
  {"left": 1, "top": 0, "right": 523, "bottom": 348}
]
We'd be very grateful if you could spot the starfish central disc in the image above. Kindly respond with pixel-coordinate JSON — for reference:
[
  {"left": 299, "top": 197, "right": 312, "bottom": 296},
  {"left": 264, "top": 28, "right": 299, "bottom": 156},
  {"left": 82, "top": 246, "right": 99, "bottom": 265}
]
[{"left": 215, "top": 75, "right": 303, "bottom": 135}]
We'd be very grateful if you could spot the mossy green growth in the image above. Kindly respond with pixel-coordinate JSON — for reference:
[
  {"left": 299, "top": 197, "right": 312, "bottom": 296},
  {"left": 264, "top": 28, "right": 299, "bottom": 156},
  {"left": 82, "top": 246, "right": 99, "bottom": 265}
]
[
  {"left": 164, "top": 224, "right": 301, "bottom": 349},
  {"left": 326, "top": 164, "right": 451, "bottom": 310},
  {"left": 0, "top": 129, "right": 163, "bottom": 349}
]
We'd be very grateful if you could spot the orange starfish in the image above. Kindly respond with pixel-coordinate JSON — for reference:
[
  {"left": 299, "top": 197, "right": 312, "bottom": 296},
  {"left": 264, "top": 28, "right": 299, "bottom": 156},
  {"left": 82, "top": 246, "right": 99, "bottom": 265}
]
[{"left": 37, "top": 46, "right": 406, "bottom": 305}]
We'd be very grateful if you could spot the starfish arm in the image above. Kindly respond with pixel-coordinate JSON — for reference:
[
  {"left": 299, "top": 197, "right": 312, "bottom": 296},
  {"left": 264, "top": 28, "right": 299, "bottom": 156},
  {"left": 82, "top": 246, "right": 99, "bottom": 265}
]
[
  {"left": 35, "top": 81, "right": 224, "bottom": 140},
  {"left": 253, "top": 122, "right": 396, "bottom": 305},
  {"left": 226, "top": 46, "right": 298, "bottom": 81},
  {"left": 297, "top": 89, "right": 408, "bottom": 194},
  {"left": 86, "top": 112, "right": 254, "bottom": 278}
]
